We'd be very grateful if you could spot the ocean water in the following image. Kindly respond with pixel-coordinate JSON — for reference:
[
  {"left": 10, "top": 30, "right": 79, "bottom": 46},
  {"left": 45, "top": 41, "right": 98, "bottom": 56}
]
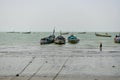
[
  {"left": 0, "top": 32, "right": 120, "bottom": 78},
  {"left": 0, "top": 32, "right": 120, "bottom": 55},
  {"left": 0, "top": 32, "right": 119, "bottom": 46}
]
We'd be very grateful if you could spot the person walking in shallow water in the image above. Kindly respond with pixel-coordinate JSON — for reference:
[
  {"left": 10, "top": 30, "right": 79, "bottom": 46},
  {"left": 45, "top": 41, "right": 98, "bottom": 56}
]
[{"left": 100, "top": 42, "right": 102, "bottom": 51}]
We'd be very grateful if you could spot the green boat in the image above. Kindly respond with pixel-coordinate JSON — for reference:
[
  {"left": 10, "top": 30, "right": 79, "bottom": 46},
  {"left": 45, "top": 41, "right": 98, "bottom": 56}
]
[{"left": 68, "top": 34, "right": 80, "bottom": 44}]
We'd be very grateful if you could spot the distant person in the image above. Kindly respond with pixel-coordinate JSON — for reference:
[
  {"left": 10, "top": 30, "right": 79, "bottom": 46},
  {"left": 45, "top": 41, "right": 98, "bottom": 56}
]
[{"left": 100, "top": 43, "right": 102, "bottom": 51}]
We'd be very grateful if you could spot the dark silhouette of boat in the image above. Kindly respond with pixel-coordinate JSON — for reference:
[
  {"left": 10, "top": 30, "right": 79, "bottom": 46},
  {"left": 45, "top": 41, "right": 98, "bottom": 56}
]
[
  {"left": 40, "top": 35, "right": 55, "bottom": 45},
  {"left": 114, "top": 35, "right": 120, "bottom": 43},
  {"left": 40, "top": 29, "right": 55, "bottom": 45},
  {"left": 78, "top": 32, "right": 86, "bottom": 34},
  {"left": 68, "top": 34, "right": 80, "bottom": 44},
  {"left": 7, "top": 31, "right": 20, "bottom": 33},
  {"left": 95, "top": 33, "right": 111, "bottom": 37},
  {"left": 61, "top": 32, "right": 69, "bottom": 35},
  {"left": 54, "top": 35, "right": 66, "bottom": 44},
  {"left": 22, "top": 32, "right": 31, "bottom": 34}
]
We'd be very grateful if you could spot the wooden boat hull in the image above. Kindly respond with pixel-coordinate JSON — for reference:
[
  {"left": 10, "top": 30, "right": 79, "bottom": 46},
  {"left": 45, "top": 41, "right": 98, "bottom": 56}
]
[
  {"left": 22, "top": 32, "right": 31, "bottom": 34},
  {"left": 54, "top": 35, "right": 66, "bottom": 44},
  {"left": 54, "top": 40, "right": 65, "bottom": 44},
  {"left": 95, "top": 33, "right": 111, "bottom": 37},
  {"left": 61, "top": 32, "right": 69, "bottom": 35},
  {"left": 40, "top": 39, "right": 54, "bottom": 45},
  {"left": 78, "top": 32, "right": 86, "bottom": 34},
  {"left": 68, "top": 39, "right": 79, "bottom": 44}
]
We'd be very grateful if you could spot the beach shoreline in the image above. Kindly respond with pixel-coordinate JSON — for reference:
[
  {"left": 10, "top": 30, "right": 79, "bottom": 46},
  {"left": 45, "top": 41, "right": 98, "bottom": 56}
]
[
  {"left": 0, "top": 46, "right": 120, "bottom": 80},
  {"left": 0, "top": 32, "right": 120, "bottom": 80}
]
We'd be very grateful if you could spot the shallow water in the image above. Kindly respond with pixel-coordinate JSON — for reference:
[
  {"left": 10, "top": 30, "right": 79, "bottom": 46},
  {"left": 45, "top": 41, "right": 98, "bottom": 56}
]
[
  {"left": 0, "top": 32, "right": 119, "bottom": 46},
  {"left": 0, "top": 32, "right": 120, "bottom": 57},
  {"left": 0, "top": 32, "right": 119, "bottom": 54}
]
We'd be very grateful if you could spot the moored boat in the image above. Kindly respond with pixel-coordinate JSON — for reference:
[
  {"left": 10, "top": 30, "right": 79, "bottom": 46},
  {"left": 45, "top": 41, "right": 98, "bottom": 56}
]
[
  {"left": 114, "top": 35, "right": 120, "bottom": 43},
  {"left": 54, "top": 35, "right": 66, "bottom": 44},
  {"left": 61, "top": 32, "right": 69, "bottom": 35},
  {"left": 95, "top": 33, "right": 111, "bottom": 37},
  {"left": 78, "top": 32, "right": 86, "bottom": 34},
  {"left": 7, "top": 31, "right": 20, "bottom": 33},
  {"left": 68, "top": 34, "right": 79, "bottom": 44},
  {"left": 40, "top": 29, "right": 55, "bottom": 45},
  {"left": 22, "top": 32, "right": 31, "bottom": 34},
  {"left": 40, "top": 35, "right": 55, "bottom": 45}
]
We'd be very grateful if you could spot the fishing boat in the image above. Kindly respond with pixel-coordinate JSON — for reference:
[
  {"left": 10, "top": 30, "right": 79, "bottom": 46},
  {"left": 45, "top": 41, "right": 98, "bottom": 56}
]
[
  {"left": 22, "top": 32, "right": 31, "bottom": 34},
  {"left": 40, "top": 35, "right": 55, "bottom": 45},
  {"left": 7, "top": 31, "right": 21, "bottom": 33},
  {"left": 54, "top": 35, "right": 66, "bottom": 44},
  {"left": 61, "top": 32, "right": 69, "bottom": 35},
  {"left": 78, "top": 32, "right": 86, "bottom": 34},
  {"left": 95, "top": 33, "right": 111, "bottom": 37},
  {"left": 68, "top": 34, "right": 80, "bottom": 44},
  {"left": 40, "top": 29, "right": 55, "bottom": 45},
  {"left": 114, "top": 35, "right": 120, "bottom": 43}
]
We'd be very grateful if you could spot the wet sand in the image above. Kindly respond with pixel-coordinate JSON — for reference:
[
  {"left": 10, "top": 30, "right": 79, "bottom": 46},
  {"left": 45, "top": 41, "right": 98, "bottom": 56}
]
[{"left": 0, "top": 45, "right": 120, "bottom": 80}]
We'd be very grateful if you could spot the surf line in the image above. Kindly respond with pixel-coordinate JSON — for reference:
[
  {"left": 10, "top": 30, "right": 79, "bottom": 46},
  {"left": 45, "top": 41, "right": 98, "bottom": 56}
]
[
  {"left": 10, "top": 56, "right": 36, "bottom": 80},
  {"left": 52, "top": 55, "right": 71, "bottom": 80}
]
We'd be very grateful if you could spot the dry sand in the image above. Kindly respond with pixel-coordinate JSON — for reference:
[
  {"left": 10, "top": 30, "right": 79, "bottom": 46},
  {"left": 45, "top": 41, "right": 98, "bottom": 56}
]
[{"left": 0, "top": 46, "right": 120, "bottom": 80}]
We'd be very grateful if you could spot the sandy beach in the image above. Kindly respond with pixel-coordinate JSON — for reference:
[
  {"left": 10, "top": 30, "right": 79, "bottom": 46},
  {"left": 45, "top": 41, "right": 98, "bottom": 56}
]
[{"left": 0, "top": 45, "right": 120, "bottom": 80}]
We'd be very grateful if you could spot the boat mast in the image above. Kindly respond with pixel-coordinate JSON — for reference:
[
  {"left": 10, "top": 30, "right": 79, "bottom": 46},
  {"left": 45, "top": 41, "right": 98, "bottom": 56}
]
[{"left": 53, "top": 28, "right": 55, "bottom": 35}]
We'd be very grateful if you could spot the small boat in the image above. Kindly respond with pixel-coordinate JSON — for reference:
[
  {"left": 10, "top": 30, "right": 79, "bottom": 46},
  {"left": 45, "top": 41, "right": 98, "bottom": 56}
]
[
  {"left": 78, "top": 32, "right": 86, "bottom": 34},
  {"left": 95, "top": 33, "right": 111, "bottom": 37},
  {"left": 7, "top": 31, "right": 20, "bottom": 33},
  {"left": 22, "top": 32, "right": 31, "bottom": 34},
  {"left": 114, "top": 35, "right": 120, "bottom": 43},
  {"left": 68, "top": 34, "right": 80, "bottom": 44},
  {"left": 40, "top": 29, "right": 55, "bottom": 45},
  {"left": 54, "top": 35, "right": 66, "bottom": 44},
  {"left": 61, "top": 32, "right": 69, "bottom": 35},
  {"left": 40, "top": 35, "right": 55, "bottom": 45}
]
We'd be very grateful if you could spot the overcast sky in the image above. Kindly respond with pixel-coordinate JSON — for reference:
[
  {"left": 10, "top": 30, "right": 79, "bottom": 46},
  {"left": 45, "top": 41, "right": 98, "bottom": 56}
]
[{"left": 0, "top": 0, "right": 120, "bottom": 32}]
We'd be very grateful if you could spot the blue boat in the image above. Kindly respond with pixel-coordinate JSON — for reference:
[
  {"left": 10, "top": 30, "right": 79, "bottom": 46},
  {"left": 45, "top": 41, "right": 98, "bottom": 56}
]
[
  {"left": 40, "top": 29, "right": 55, "bottom": 45},
  {"left": 68, "top": 34, "right": 79, "bottom": 44}
]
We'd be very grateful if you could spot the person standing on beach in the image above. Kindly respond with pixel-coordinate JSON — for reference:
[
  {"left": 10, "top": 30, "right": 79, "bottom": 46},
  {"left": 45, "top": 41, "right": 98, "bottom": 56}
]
[{"left": 100, "top": 42, "right": 102, "bottom": 51}]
